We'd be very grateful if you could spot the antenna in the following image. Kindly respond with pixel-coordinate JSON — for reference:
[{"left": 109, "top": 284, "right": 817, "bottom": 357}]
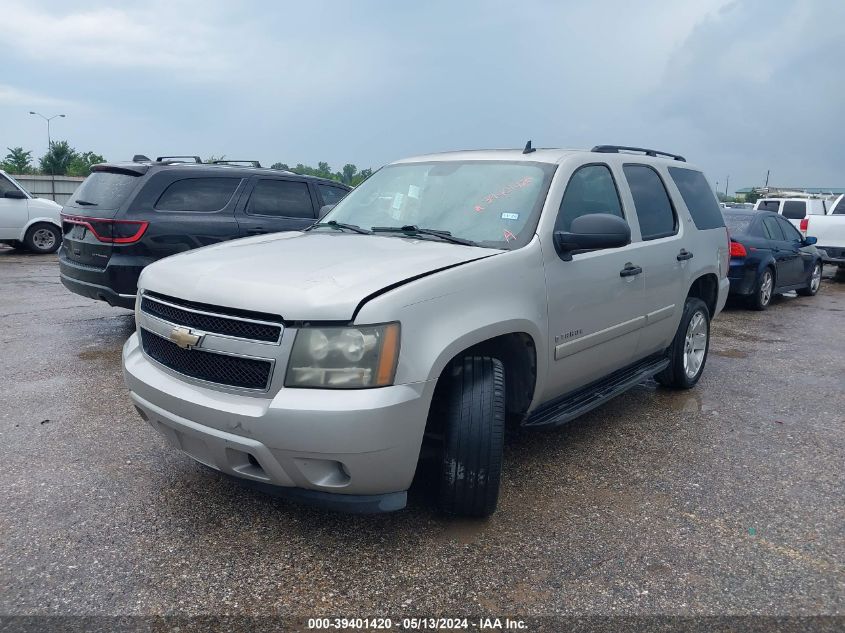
[
  {"left": 132, "top": 154, "right": 151, "bottom": 162},
  {"left": 522, "top": 140, "right": 536, "bottom": 154}
]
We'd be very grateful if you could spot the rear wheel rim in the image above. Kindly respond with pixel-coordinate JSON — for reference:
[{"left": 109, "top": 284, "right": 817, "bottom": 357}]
[
  {"left": 683, "top": 310, "right": 707, "bottom": 379},
  {"left": 760, "top": 271, "right": 773, "bottom": 305},
  {"left": 32, "top": 228, "right": 56, "bottom": 251},
  {"left": 810, "top": 264, "right": 821, "bottom": 292}
]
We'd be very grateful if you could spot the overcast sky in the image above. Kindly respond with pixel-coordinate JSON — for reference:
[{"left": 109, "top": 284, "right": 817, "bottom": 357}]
[{"left": 1, "top": 0, "right": 843, "bottom": 192}]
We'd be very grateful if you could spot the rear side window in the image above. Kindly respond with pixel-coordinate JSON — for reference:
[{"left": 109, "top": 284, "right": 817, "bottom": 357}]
[
  {"left": 762, "top": 216, "right": 785, "bottom": 240},
  {"left": 623, "top": 164, "right": 677, "bottom": 240},
  {"left": 758, "top": 200, "right": 780, "bottom": 212},
  {"left": 155, "top": 178, "right": 240, "bottom": 212},
  {"left": 66, "top": 172, "right": 139, "bottom": 210},
  {"left": 318, "top": 184, "right": 348, "bottom": 206},
  {"left": 555, "top": 164, "right": 623, "bottom": 232},
  {"left": 782, "top": 200, "right": 806, "bottom": 220},
  {"left": 667, "top": 167, "right": 724, "bottom": 230},
  {"left": 247, "top": 179, "right": 314, "bottom": 218},
  {"left": 831, "top": 197, "right": 845, "bottom": 215}
]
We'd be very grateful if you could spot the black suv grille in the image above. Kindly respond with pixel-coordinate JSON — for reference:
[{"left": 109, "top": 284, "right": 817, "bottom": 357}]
[
  {"left": 141, "top": 296, "right": 281, "bottom": 343},
  {"left": 141, "top": 329, "right": 272, "bottom": 390}
]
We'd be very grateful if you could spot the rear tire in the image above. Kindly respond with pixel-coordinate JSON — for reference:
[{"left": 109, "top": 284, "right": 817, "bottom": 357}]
[
  {"left": 437, "top": 356, "right": 505, "bottom": 517},
  {"left": 797, "top": 261, "right": 822, "bottom": 296},
  {"left": 656, "top": 297, "right": 710, "bottom": 390},
  {"left": 748, "top": 267, "right": 774, "bottom": 310},
  {"left": 24, "top": 223, "right": 61, "bottom": 254}
]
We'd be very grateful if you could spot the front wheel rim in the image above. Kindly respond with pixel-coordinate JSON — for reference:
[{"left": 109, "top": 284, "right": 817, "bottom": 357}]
[
  {"left": 32, "top": 229, "right": 56, "bottom": 250},
  {"left": 683, "top": 310, "right": 708, "bottom": 379},
  {"left": 760, "top": 272, "right": 773, "bottom": 305},
  {"left": 810, "top": 264, "right": 821, "bottom": 292}
]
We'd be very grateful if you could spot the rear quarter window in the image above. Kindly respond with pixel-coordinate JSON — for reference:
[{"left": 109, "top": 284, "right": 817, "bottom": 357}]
[
  {"left": 757, "top": 200, "right": 780, "bottom": 212},
  {"left": 65, "top": 172, "right": 140, "bottom": 210},
  {"left": 781, "top": 200, "right": 806, "bottom": 220},
  {"left": 155, "top": 178, "right": 240, "bottom": 212},
  {"left": 667, "top": 167, "right": 725, "bottom": 230}
]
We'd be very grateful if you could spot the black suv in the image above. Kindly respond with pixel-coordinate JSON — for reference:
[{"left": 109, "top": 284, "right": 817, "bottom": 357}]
[{"left": 59, "top": 157, "right": 351, "bottom": 309}]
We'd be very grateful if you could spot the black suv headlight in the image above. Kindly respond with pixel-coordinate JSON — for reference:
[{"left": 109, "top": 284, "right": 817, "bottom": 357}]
[{"left": 285, "top": 323, "right": 400, "bottom": 388}]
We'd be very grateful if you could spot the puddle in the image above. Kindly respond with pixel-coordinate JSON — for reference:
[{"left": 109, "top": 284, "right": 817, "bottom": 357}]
[
  {"left": 435, "top": 519, "right": 488, "bottom": 545},
  {"left": 665, "top": 392, "right": 703, "bottom": 413},
  {"left": 712, "top": 348, "right": 748, "bottom": 359},
  {"left": 727, "top": 331, "right": 781, "bottom": 344}
]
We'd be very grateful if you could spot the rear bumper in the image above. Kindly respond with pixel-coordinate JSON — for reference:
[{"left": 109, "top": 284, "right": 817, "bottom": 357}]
[
  {"left": 123, "top": 333, "right": 436, "bottom": 511},
  {"left": 728, "top": 262, "right": 757, "bottom": 296},
  {"left": 817, "top": 246, "right": 845, "bottom": 265},
  {"left": 59, "top": 251, "right": 148, "bottom": 309}
]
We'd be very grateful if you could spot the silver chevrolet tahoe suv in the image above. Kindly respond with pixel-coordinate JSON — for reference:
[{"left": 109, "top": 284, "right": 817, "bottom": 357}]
[{"left": 123, "top": 144, "right": 730, "bottom": 516}]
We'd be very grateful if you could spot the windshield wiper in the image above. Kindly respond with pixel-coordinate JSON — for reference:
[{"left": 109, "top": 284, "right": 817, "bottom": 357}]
[
  {"left": 74, "top": 199, "right": 98, "bottom": 206},
  {"left": 310, "top": 220, "right": 372, "bottom": 234},
  {"left": 371, "top": 225, "right": 478, "bottom": 247}
]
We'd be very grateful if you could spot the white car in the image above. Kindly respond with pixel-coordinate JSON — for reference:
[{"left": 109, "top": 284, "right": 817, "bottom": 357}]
[
  {"left": 800, "top": 195, "right": 845, "bottom": 269},
  {"left": 0, "top": 170, "right": 63, "bottom": 254},
  {"left": 753, "top": 197, "right": 830, "bottom": 228}
]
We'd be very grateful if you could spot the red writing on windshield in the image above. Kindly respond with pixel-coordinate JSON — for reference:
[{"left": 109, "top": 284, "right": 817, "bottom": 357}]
[{"left": 474, "top": 176, "right": 534, "bottom": 212}]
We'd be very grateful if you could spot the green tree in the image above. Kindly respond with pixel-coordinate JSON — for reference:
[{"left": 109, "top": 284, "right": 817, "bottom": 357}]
[
  {"left": 67, "top": 151, "right": 106, "bottom": 177},
  {"left": 340, "top": 163, "right": 358, "bottom": 185},
  {"left": 744, "top": 190, "right": 761, "bottom": 203},
  {"left": 1, "top": 147, "right": 34, "bottom": 174},
  {"left": 39, "top": 141, "right": 77, "bottom": 175},
  {"left": 270, "top": 162, "right": 290, "bottom": 171},
  {"left": 351, "top": 168, "right": 372, "bottom": 186}
]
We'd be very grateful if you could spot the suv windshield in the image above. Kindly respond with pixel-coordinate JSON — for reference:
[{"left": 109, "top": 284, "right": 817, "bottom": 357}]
[{"left": 320, "top": 161, "right": 555, "bottom": 249}]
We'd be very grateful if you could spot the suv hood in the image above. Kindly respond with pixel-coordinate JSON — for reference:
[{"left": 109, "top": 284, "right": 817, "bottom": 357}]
[{"left": 139, "top": 231, "right": 498, "bottom": 321}]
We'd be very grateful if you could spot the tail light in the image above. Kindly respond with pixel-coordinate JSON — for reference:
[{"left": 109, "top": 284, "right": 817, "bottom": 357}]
[
  {"left": 61, "top": 214, "right": 149, "bottom": 244},
  {"left": 729, "top": 240, "right": 747, "bottom": 258},
  {"left": 799, "top": 217, "right": 809, "bottom": 236}
]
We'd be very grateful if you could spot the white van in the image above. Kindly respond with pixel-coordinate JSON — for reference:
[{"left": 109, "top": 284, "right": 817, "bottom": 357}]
[
  {"left": 0, "top": 170, "right": 63, "bottom": 253},
  {"left": 753, "top": 197, "right": 830, "bottom": 227}
]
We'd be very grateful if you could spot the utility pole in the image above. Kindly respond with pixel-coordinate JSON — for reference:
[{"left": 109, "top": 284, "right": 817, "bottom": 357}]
[
  {"left": 29, "top": 111, "right": 67, "bottom": 202},
  {"left": 764, "top": 169, "right": 770, "bottom": 189},
  {"left": 725, "top": 175, "right": 729, "bottom": 197}
]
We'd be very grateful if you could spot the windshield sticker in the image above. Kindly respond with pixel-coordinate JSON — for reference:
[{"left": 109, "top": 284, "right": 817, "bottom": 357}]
[
  {"left": 474, "top": 176, "right": 535, "bottom": 213},
  {"left": 503, "top": 229, "right": 517, "bottom": 242},
  {"left": 501, "top": 212, "right": 519, "bottom": 220},
  {"left": 407, "top": 184, "right": 421, "bottom": 199}
]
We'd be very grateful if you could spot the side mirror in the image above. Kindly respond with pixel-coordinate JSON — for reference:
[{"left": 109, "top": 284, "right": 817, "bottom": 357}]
[
  {"left": 802, "top": 235, "right": 817, "bottom": 246},
  {"left": 554, "top": 213, "right": 631, "bottom": 261},
  {"left": 318, "top": 204, "right": 335, "bottom": 219},
  {"left": 3, "top": 190, "right": 27, "bottom": 199}
]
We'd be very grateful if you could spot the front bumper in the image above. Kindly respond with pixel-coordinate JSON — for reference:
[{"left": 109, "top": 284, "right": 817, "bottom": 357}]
[
  {"left": 123, "top": 333, "right": 435, "bottom": 512},
  {"left": 817, "top": 246, "right": 845, "bottom": 265}
]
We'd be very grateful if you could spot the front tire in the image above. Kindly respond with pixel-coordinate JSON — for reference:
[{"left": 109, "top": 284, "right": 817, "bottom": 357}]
[
  {"left": 748, "top": 267, "right": 774, "bottom": 310},
  {"left": 24, "top": 223, "right": 62, "bottom": 254},
  {"left": 797, "top": 261, "right": 822, "bottom": 296},
  {"left": 437, "top": 356, "right": 506, "bottom": 517},
  {"left": 656, "top": 297, "right": 710, "bottom": 390}
]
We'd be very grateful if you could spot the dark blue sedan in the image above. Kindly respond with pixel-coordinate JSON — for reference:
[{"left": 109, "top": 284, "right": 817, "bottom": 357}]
[{"left": 723, "top": 209, "right": 823, "bottom": 310}]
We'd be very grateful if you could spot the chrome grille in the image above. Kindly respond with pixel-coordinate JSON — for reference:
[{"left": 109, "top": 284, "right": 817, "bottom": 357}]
[
  {"left": 140, "top": 329, "right": 273, "bottom": 390},
  {"left": 140, "top": 295, "right": 282, "bottom": 343}
]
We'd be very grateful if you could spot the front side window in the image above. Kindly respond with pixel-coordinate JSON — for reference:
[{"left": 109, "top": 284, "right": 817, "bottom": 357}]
[
  {"left": 555, "top": 164, "right": 623, "bottom": 232},
  {"left": 320, "top": 161, "right": 556, "bottom": 249},
  {"left": 777, "top": 216, "right": 803, "bottom": 241},
  {"left": 781, "top": 200, "right": 806, "bottom": 220},
  {"left": 762, "top": 216, "right": 785, "bottom": 241},
  {"left": 0, "top": 174, "right": 18, "bottom": 195},
  {"left": 668, "top": 167, "right": 724, "bottom": 230},
  {"left": 155, "top": 178, "right": 240, "bottom": 212},
  {"left": 318, "top": 184, "right": 348, "bottom": 206},
  {"left": 623, "top": 164, "right": 677, "bottom": 240},
  {"left": 247, "top": 179, "right": 314, "bottom": 218}
]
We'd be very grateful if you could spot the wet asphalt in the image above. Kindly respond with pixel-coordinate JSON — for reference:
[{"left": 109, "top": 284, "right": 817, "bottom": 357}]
[{"left": 0, "top": 246, "right": 843, "bottom": 619}]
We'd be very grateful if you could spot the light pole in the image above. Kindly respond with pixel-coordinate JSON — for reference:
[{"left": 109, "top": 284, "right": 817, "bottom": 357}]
[{"left": 29, "top": 111, "right": 66, "bottom": 201}]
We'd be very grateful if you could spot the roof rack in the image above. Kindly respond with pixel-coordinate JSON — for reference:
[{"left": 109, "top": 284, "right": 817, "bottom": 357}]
[
  {"left": 210, "top": 160, "right": 263, "bottom": 168},
  {"left": 591, "top": 145, "right": 686, "bottom": 162},
  {"left": 155, "top": 155, "right": 202, "bottom": 163}
]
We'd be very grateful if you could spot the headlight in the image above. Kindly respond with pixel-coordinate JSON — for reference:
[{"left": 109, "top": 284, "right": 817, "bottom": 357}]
[{"left": 285, "top": 323, "right": 400, "bottom": 389}]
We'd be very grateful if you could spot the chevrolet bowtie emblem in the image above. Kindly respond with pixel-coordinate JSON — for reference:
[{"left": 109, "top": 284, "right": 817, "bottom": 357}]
[{"left": 169, "top": 327, "right": 202, "bottom": 349}]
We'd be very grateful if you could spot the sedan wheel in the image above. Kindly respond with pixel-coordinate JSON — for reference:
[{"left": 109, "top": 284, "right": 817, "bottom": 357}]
[
  {"left": 749, "top": 269, "right": 774, "bottom": 310},
  {"left": 797, "top": 262, "right": 822, "bottom": 297}
]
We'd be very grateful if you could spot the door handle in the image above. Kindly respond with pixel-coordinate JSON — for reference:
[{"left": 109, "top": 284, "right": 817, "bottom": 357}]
[
  {"left": 246, "top": 227, "right": 266, "bottom": 235},
  {"left": 677, "top": 249, "right": 694, "bottom": 261},
  {"left": 619, "top": 263, "right": 643, "bottom": 277}
]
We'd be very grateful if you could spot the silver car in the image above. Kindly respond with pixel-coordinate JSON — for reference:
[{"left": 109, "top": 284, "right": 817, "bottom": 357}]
[{"left": 123, "top": 144, "right": 730, "bottom": 516}]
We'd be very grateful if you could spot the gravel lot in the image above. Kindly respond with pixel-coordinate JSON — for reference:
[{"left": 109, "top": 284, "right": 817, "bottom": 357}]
[{"left": 1, "top": 246, "right": 843, "bottom": 621}]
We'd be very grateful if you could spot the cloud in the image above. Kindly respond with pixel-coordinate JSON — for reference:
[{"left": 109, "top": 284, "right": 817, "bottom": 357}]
[{"left": 0, "top": 84, "right": 77, "bottom": 109}]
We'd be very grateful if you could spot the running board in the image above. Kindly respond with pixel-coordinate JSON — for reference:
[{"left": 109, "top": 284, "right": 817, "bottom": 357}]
[{"left": 522, "top": 355, "right": 669, "bottom": 428}]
